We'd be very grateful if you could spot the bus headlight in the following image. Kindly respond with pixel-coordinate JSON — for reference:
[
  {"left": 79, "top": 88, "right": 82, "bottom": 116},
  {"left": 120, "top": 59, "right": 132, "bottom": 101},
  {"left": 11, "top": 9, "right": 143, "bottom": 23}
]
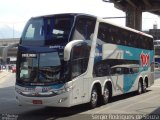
[
  {"left": 15, "top": 87, "right": 22, "bottom": 94},
  {"left": 54, "top": 86, "right": 73, "bottom": 94},
  {"left": 58, "top": 97, "right": 68, "bottom": 103}
]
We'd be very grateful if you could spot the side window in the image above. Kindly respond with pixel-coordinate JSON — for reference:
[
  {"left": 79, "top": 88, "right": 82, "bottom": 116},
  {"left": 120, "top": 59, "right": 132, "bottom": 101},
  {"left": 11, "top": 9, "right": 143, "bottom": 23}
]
[
  {"left": 98, "top": 22, "right": 153, "bottom": 50},
  {"left": 130, "top": 33, "right": 137, "bottom": 47},
  {"left": 111, "top": 67, "right": 123, "bottom": 75},
  {"left": 131, "top": 67, "right": 139, "bottom": 74},
  {"left": 98, "top": 23, "right": 111, "bottom": 44},
  {"left": 72, "top": 17, "right": 96, "bottom": 40},
  {"left": 120, "top": 30, "right": 127, "bottom": 46},
  {"left": 111, "top": 27, "right": 121, "bottom": 45},
  {"left": 123, "top": 67, "right": 130, "bottom": 74},
  {"left": 71, "top": 43, "right": 91, "bottom": 78},
  {"left": 97, "top": 23, "right": 123, "bottom": 45},
  {"left": 111, "top": 67, "right": 130, "bottom": 75},
  {"left": 93, "top": 62, "right": 111, "bottom": 77},
  {"left": 149, "top": 38, "right": 154, "bottom": 50}
]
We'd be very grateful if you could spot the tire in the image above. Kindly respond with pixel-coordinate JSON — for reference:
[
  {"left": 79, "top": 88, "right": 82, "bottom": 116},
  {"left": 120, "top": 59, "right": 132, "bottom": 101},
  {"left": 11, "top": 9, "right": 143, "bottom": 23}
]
[
  {"left": 101, "top": 85, "right": 109, "bottom": 105},
  {"left": 143, "top": 80, "right": 147, "bottom": 93},
  {"left": 137, "top": 81, "right": 143, "bottom": 94},
  {"left": 89, "top": 86, "right": 98, "bottom": 109}
]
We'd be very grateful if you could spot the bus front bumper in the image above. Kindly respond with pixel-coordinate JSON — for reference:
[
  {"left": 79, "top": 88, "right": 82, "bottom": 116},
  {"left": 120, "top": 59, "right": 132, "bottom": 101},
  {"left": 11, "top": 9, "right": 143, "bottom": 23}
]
[{"left": 15, "top": 91, "right": 72, "bottom": 107}]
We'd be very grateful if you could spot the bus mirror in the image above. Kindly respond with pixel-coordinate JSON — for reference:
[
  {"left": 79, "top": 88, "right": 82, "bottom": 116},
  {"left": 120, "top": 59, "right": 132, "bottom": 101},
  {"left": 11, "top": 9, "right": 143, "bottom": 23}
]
[{"left": 64, "top": 40, "right": 84, "bottom": 61}]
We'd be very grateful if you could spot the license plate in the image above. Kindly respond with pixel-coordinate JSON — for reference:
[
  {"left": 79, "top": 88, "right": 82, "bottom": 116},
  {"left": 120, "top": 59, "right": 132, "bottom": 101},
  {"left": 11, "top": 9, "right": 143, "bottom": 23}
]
[{"left": 32, "top": 100, "right": 43, "bottom": 104}]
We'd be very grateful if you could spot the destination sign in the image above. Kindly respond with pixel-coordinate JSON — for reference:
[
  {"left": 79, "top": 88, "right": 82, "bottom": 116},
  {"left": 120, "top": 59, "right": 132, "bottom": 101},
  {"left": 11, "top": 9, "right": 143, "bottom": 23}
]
[{"left": 22, "top": 54, "right": 37, "bottom": 58}]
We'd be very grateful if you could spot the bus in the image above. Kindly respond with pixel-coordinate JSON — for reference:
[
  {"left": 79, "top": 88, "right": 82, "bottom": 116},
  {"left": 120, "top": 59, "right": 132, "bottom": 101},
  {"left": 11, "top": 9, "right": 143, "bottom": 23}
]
[
  {"left": 154, "top": 39, "right": 160, "bottom": 47},
  {"left": 15, "top": 13, "right": 154, "bottom": 108},
  {"left": 154, "top": 40, "right": 160, "bottom": 70}
]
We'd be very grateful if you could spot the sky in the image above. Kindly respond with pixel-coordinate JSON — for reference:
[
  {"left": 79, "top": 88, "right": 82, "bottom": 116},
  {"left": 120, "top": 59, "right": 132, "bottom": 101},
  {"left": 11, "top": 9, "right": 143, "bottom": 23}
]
[{"left": 0, "top": 0, "right": 159, "bottom": 32}]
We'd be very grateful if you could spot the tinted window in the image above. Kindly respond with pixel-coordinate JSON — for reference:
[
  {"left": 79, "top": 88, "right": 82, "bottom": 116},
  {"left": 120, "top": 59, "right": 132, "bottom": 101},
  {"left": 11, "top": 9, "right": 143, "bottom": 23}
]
[
  {"left": 23, "top": 19, "right": 44, "bottom": 41},
  {"left": 19, "top": 52, "right": 62, "bottom": 83},
  {"left": 111, "top": 67, "right": 130, "bottom": 75},
  {"left": 71, "top": 43, "right": 91, "bottom": 78},
  {"left": 72, "top": 17, "right": 96, "bottom": 40},
  {"left": 131, "top": 67, "right": 139, "bottom": 73},
  {"left": 21, "top": 16, "right": 73, "bottom": 45},
  {"left": 98, "top": 22, "right": 153, "bottom": 50},
  {"left": 93, "top": 62, "right": 111, "bottom": 77}
]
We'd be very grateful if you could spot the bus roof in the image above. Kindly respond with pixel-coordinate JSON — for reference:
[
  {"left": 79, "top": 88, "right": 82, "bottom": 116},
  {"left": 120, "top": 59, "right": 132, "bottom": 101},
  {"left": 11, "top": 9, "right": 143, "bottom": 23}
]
[
  {"left": 30, "top": 13, "right": 152, "bottom": 39},
  {"left": 31, "top": 13, "right": 96, "bottom": 19}
]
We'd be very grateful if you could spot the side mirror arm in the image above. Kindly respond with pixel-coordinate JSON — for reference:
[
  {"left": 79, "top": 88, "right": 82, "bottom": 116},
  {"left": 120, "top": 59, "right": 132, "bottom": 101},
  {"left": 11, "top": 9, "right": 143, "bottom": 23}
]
[{"left": 64, "top": 40, "right": 84, "bottom": 61}]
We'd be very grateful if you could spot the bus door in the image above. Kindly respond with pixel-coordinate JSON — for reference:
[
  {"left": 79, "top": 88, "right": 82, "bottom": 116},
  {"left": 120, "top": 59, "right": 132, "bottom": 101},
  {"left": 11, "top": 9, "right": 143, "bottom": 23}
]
[{"left": 68, "top": 41, "right": 91, "bottom": 105}]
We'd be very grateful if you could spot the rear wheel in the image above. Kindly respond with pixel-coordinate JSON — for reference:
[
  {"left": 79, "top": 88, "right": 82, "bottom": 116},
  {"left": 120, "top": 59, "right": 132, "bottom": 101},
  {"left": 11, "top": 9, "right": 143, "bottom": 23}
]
[
  {"left": 137, "top": 81, "right": 143, "bottom": 94},
  {"left": 101, "top": 85, "right": 109, "bottom": 105},
  {"left": 89, "top": 87, "right": 98, "bottom": 109},
  {"left": 143, "top": 80, "right": 147, "bottom": 93}
]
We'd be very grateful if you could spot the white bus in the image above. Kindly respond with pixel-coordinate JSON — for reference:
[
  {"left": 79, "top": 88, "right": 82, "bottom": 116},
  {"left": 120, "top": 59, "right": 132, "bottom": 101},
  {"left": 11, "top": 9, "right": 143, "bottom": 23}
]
[
  {"left": 15, "top": 13, "right": 154, "bottom": 108},
  {"left": 154, "top": 39, "right": 160, "bottom": 47}
]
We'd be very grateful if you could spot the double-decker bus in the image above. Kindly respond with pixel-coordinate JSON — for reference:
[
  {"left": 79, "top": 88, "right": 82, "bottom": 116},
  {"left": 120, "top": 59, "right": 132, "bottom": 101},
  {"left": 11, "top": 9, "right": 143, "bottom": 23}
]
[{"left": 15, "top": 13, "right": 154, "bottom": 108}]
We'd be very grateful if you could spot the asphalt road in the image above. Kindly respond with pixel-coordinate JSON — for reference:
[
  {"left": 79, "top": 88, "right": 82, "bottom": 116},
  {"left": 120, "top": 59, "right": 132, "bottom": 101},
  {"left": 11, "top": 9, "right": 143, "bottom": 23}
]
[{"left": 0, "top": 72, "right": 160, "bottom": 120}]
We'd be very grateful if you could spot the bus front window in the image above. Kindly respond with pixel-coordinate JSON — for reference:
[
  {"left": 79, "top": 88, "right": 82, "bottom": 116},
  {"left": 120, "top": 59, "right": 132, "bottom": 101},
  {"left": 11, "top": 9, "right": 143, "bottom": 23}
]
[{"left": 19, "top": 52, "right": 68, "bottom": 84}]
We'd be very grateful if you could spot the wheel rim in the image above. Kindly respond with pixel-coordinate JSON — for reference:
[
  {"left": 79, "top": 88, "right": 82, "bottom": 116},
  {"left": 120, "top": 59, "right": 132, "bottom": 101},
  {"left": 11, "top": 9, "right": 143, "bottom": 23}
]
[
  {"left": 138, "top": 82, "right": 142, "bottom": 93},
  {"left": 91, "top": 90, "right": 97, "bottom": 105},
  {"left": 104, "top": 88, "right": 109, "bottom": 101},
  {"left": 143, "top": 81, "right": 147, "bottom": 91}
]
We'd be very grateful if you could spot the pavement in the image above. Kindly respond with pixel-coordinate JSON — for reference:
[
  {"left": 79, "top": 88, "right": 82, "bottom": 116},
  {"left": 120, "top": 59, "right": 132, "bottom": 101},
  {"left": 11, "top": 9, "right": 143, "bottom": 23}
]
[
  {"left": 0, "top": 71, "right": 10, "bottom": 84},
  {"left": 153, "top": 78, "right": 160, "bottom": 87}
]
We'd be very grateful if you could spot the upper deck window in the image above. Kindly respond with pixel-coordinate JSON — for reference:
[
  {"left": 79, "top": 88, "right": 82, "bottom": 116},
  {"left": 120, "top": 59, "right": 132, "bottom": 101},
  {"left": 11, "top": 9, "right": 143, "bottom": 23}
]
[
  {"left": 72, "top": 17, "right": 96, "bottom": 41},
  {"left": 21, "top": 16, "right": 74, "bottom": 46}
]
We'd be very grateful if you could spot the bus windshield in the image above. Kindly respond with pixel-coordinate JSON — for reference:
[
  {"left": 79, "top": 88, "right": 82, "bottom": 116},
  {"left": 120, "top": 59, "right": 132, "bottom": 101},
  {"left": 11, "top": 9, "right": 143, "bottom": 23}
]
[
  {"left": 21, "top": 16, "right": 73, "bottom": 45},
  {"left": 18, "top": 49, "right": 70, "bottom": 84}
]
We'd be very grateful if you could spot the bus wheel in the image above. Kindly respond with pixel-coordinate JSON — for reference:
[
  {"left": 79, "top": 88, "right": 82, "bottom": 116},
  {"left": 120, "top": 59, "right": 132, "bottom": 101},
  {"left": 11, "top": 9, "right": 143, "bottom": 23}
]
[
  {"left": 143, "top": 80, "right": 147, "bottom": 93},
  {"left": 137, "top": 81, "right": 143, "bottom": 94},
  {"left": 102, "top": 85, "right": 109, "bottom": 105},
  {"left": 89, "top": 87, "right": 98, "bottom": 109}
]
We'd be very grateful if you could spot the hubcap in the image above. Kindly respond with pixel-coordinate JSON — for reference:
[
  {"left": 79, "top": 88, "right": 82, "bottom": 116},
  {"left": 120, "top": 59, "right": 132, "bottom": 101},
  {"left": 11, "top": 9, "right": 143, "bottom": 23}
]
[
  {"left": 104, "top": 88, "right": 109, "bottom": 101},
  {"left": 143, "top": 82, "right": 147, "bottom": 91},
  {"left": 139, "top": 82, "right": 142, "bottom": 93},
  {"left": 91, "top": 90, "right": 97, "bottom": 105}
]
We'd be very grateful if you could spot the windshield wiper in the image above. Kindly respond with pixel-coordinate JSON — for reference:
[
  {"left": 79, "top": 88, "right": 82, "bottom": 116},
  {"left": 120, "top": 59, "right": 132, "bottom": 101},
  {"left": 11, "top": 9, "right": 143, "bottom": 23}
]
[{"left": 40, "top": 66, "right": 61, "bottom": 74}]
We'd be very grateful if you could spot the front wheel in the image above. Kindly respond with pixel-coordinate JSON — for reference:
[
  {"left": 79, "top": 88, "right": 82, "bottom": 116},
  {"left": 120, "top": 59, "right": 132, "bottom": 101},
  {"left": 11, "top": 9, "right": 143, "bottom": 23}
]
[{"left": 89, "top": 87, "right": 98, "bottom": 109}]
